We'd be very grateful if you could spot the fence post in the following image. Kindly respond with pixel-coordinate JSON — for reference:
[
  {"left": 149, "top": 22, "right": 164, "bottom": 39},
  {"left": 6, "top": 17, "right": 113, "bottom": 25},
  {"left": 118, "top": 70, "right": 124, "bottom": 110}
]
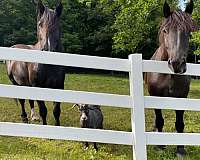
[{"left": 129, "top": 54, "right": 147, "bottom": 160}]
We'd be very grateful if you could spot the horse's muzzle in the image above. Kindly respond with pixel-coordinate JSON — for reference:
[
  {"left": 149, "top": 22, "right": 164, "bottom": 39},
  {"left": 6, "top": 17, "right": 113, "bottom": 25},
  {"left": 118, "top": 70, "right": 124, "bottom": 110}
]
[{"left": 168, "top": 59, "right": 187, "bottom": 74}]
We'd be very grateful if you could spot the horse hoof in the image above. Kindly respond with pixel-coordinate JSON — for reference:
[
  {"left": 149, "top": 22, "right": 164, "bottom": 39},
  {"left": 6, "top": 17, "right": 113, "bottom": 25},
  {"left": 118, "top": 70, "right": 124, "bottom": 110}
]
[
  {"left": 153, "top": 126, "right": 158, "bottom": 132},
  {"left": 94, "top": 148, "right": 98, "bottom": 152},
  {"left": 154, "top": 145, "right": 166, "bottom": 151},
  {"left": 55, "top": 123, "right": 60, "bottom": 126},
  {"left": 31, "top": 116, "right": 40, "bottom": 122},
  {"left": 176, "top": 148, "right": 186, "bottom": 158},
  {"left": 84, "top": 146, "right": 89, "bottom": 150},
  {"left": 22, "top": 117, "right": 28, "bottom": 123}
]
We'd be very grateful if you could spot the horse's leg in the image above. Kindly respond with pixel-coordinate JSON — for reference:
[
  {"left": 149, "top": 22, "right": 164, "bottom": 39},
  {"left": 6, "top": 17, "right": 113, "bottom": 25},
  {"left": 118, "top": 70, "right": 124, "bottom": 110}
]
[
  {"left": 154, "top": 109, "right": 164, "bottom": 132},
  {"left": 154, "top": 109, "right": 165, "bottom": 150},
  {"left": 84, "top": 142, "right": 89, "bottom": 150},
  {"left": 93, "top": 142, "right": 98, "bottom": 151},
  {"left": 19, "top": 99, "right": 28, "bottom": 123},
  {"left": 175, "top": 110, "right": 185, "bottom": 157},
  {"left": 29, "top": 100, "right": 40, "bottom": 121},
  {"left": 53, "top": 102, "right": 61, "bottom": 126},
  {"left": 37, "top": 100, "right": 47, "bottom": 125}
]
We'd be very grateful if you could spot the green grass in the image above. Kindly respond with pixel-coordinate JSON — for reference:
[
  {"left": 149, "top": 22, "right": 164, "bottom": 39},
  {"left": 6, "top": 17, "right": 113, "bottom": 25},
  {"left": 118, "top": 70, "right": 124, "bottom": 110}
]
[{"left": 1, "top": 64, "right": 200, "bottom": 160}]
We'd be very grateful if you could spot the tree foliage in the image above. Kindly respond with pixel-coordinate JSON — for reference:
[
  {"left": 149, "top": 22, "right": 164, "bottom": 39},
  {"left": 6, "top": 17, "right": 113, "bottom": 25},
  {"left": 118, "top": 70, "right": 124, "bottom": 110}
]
[
  {"left": 111, "top": 0, "right": 179, "bottom": 58},
  {"left": 113, "top": 0, "right": 159, "bottom": 51},
  {"left": 0, "top": 0, "right": 36, "bottom": 46},
  {"left": 191, "top": 0, "right": 200, "bottom": 54},
  {"left": 0, "top": 0, "right": 198, "bottom": 60}
]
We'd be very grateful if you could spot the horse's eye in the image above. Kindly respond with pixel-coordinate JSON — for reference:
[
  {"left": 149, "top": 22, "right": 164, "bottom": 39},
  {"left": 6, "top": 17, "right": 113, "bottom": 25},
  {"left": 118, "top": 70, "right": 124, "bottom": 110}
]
[
  {"left": 38, "top": 22, "right": 43, "bottom": 27},
  {"left": 163, "top": 29, "right": 168, "bottom": 34}
]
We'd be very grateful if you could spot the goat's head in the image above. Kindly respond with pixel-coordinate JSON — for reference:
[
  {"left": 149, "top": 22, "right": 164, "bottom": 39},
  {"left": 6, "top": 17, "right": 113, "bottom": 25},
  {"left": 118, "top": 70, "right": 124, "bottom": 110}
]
[{"left": 73, "top": 104, "right": 89, "bottom": 122}]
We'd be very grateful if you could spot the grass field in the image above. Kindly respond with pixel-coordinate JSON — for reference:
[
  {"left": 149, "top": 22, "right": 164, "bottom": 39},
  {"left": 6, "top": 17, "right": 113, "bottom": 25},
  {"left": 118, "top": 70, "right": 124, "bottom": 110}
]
[{"left": 1, "top": 63, "right": 200, "bottom": 160}]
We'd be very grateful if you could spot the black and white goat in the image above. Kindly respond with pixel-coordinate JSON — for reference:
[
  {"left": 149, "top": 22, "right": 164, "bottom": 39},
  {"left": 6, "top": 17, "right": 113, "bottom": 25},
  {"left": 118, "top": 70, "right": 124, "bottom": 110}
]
[{"left": 73, "top": 104, "right": 103, "bottom": 151}]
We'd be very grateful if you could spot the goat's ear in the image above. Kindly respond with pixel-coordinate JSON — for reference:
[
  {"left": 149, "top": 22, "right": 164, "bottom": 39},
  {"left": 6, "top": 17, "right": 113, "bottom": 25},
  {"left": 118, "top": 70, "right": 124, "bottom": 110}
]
[
  {"left": 185, "top": 0, "right": 193, "bottom": 15},
  {"left": 163, "top": 1, "right": 171, "bottom": 18},
  {"left": 56, "top": 1, "right": 63, "bottom": 17},
  {"left": 36, "top": 0, "right": 45, "bottom": 18}
]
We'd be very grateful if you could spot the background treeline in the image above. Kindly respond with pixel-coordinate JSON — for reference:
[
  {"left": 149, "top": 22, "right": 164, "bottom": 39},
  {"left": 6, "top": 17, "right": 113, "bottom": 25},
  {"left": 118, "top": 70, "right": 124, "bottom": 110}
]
[{"left": 0, "top": 0, "right": 199, "bottom": 60}]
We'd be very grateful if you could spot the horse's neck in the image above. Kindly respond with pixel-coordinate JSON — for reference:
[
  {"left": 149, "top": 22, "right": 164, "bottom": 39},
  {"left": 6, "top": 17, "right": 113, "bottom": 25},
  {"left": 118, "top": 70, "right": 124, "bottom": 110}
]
[
  {"left": 32, "top": 41, "right": 62, "bottom": 52},
  {"left": 151, "top": 44, "right": 168, "bottom": 61}
]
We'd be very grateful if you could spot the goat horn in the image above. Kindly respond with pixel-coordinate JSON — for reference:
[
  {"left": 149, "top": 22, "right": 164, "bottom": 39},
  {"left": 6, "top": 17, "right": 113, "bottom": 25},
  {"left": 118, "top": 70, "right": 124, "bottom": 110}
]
[
  {"left": 71, "top": 104, "right": 80, "bottom": 112},
  {"left": 72, "top": 104, "right": 78, "bottom": 108}
]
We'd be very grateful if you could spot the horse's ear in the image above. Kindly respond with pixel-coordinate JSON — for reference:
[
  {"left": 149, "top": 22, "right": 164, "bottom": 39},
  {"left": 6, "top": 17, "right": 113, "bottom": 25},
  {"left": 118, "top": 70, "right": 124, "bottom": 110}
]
[
  {"left": 32, "top": 0, "right": 37, "bottom": 5},
  {"left": 56, "top": 1, "right": 63, "bottom": 17},
  {"left": 37, "top": 0, "right": 45, "bottom": 18},
  {"left": 185, "top": 0, "right": 193, "bottom": 14},
  {"left": 163, "top": 1, "right": 171, "bottom": 18}
]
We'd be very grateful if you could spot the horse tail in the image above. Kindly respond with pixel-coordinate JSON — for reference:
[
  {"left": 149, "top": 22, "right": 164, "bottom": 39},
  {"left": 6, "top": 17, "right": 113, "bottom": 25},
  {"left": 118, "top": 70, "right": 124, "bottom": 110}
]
[
  {"left": 7, "top": 71, "right": 20, "bottom": 106},
  {"left": 144, "top": 72, "right": 148, "bottom": 85},
  {"left": 8, "top": 72, "right": 17, "bottom": 85}
]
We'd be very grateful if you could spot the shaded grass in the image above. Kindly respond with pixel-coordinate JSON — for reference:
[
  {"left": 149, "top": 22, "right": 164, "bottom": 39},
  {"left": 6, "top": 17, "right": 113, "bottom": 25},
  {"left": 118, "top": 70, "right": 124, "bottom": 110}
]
[{"left": 1, "top": 64, "right": 200, "bottom": 159}]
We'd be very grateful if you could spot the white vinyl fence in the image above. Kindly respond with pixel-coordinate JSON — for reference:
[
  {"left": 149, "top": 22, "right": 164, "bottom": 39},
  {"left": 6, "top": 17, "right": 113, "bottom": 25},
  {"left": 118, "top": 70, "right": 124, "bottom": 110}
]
[{"left": 1, "top": 47, "right": 200, "bottom": 159}]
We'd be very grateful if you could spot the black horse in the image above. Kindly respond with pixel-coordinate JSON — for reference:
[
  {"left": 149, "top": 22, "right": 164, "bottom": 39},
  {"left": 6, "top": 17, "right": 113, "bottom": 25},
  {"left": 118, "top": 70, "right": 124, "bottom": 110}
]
[
  {"left": 6, "top": 0, "right": 65, "bottom": 126},
  {"left": 146, "top": 0, "right": 198, "bottom": 157}
]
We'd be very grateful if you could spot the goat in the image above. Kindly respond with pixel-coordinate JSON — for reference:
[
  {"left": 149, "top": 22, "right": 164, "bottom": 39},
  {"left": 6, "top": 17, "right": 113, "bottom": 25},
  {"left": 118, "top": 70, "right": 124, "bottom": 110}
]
[{"left": 73, "top": 104, "right": 103, "bottom": 151}]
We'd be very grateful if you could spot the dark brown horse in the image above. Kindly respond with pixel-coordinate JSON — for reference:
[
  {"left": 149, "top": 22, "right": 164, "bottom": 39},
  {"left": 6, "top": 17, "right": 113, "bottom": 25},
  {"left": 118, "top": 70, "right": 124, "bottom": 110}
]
[
  {"left": 146, "top": 0, "right": 198, "bottom": 157},
  {"left": 6, "top": 0, "right": 65, "bottom": 126}
]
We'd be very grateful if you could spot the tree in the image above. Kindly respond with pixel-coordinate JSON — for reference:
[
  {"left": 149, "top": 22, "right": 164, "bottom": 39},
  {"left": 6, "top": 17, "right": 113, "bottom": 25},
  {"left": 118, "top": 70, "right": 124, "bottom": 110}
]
[
  {"left": 190, "top": 0, "right": 200, "bottom": 55},
  {"left": 111, "top": 0, "right": 178, "bottom": 58},
  {"left": 77, "top": 0, "right": 115, "bottom": 57},
  {"left": 0, "top": 0, "right": 36, "bottom": 46}
]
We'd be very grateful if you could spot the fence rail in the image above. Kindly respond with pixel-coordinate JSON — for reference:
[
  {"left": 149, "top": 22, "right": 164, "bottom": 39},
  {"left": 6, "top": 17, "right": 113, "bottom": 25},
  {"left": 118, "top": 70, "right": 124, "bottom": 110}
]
[
  {"left": 0, "top": 122, "right": 133, "bottom": 145},
  {"left": 1, "top": 47, "right": 200, "bottom": 159},
  {"left": 146, "top": 132, "right": 200, "bottom": 146},
  {"left": 0, "top": 84, "right": 131, "bottom": 108},
  {"left": 0, "top": 47, "right": 130, "bottom": 72},
  {"left": 145, "top": 96, "right": 200, "bottom": 111},
  {"left": 143, "top": 60, "right": 200, "bottom": 76}
]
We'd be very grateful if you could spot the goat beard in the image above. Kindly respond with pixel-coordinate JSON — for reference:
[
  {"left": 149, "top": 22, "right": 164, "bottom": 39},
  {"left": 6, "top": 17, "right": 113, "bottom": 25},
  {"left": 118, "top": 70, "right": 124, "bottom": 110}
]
[{"left": 80, "top": 120, "right": 88, "bottom": 128}]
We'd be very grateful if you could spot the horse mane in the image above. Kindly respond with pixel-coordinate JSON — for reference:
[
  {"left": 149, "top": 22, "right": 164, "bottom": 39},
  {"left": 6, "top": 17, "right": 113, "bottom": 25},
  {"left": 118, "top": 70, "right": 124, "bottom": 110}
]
[
  {"left": 36, "top": 6, "right": 63, "bottom": 52},
  {"left": 159, "top": 10, "right": 199, "bottom": 44},
  {"left": 37, "top": 7, "right": 59, "bottom": 28}
]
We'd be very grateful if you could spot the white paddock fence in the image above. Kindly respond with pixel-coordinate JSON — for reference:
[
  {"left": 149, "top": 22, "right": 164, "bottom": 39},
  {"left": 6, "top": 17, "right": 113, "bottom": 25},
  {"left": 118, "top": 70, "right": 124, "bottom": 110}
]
[{"left": 1, "top": 47, "right": 200, "bottom": 159}]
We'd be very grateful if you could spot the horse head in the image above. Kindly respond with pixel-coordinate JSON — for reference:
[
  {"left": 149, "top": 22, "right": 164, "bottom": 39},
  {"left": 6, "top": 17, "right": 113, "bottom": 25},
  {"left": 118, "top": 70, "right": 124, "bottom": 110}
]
[
  {"left": 33, "top": 0, "right": 63, "bottom": 52},
  {"left": 160, "top": 0, "right": 198, "bottom": 74}
]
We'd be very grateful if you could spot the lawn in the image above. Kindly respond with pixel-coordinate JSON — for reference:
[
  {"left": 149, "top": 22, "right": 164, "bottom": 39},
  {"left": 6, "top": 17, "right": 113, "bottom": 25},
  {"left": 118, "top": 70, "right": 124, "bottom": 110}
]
[{"left": 1, "top": 63, "right": 200, "bottom": 160}]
